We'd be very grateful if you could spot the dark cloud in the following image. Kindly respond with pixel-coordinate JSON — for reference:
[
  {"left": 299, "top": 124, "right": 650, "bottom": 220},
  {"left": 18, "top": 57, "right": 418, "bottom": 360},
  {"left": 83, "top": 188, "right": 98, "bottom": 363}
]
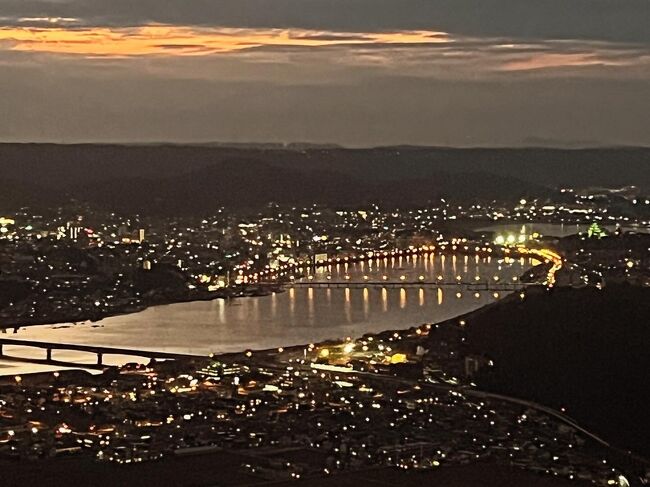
[
  {"left": 1, "top": 0, "right": 649, "bottom": 45},
  {"left": 0, "top": 48, "right": 649, "bottom": 146},
  {"left": 1, "top": 0, "right": 649, "bottom": 145}
]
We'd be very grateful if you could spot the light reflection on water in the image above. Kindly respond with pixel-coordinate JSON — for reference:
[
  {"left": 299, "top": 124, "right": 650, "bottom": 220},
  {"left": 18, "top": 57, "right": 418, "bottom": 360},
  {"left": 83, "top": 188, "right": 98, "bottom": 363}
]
[{"left": 1, "top": 254, "right": 530, "bottom": 374}]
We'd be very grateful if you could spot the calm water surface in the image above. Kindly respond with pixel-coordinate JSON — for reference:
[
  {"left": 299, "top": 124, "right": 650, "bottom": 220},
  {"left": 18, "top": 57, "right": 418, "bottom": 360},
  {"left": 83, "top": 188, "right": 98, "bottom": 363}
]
[{"left": 2, "top": 253, "right": 531, "bottom": 374}]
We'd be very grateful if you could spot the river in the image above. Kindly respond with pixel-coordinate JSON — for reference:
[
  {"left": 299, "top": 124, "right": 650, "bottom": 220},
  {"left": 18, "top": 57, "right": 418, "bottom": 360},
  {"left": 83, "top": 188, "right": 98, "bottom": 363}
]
[{"left": 0, "top": 253, "right": 532, "bottom": 374}]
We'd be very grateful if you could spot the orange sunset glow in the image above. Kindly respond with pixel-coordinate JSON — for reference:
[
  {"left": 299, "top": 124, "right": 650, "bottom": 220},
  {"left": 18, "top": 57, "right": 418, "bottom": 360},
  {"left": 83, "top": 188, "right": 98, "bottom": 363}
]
[{"left": 0, "top": 25, "right": 450, "bottom": 57}]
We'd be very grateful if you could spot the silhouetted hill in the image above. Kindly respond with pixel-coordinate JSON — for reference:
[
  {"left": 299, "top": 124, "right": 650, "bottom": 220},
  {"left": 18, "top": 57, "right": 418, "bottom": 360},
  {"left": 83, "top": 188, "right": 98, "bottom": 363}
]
[
  {"left": 0, "top": 144, "right": 650, "bottom": 186},
  {"left": 65, "top": 160, "right": 550, "bottom": 214},
  {"left": 73, "top": 159, "right": 364, "bottom": 213},
  {"left": 0, "top": 179, "right": 63, "bottom": 209},
  {"left": 2, "top": 143, "right": 649, "bottom": 213},
  {"left": 373, "top": 171, "right": 551, "bottom": 205},
  {"left": 465, "top": 284, "right": 650, "bottom": 457},
  {"left": 2, "top": 143, "right": 649, "bottom": 187}
]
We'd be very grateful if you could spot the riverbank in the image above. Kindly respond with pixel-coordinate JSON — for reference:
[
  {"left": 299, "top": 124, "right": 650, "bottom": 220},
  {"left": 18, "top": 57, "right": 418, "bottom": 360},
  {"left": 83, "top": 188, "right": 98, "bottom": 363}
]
[
  {"left": 0, "top": 283, "right": 284, "bottom": 332},
  {"left": 0, "top": 246, "right": 551, "bottom": 378},
  {"left": 2, "top": 243, "right": 549, "bottom": 333},
  {"left": 0, "top": 278, "right": 530, "bottom": 383}
]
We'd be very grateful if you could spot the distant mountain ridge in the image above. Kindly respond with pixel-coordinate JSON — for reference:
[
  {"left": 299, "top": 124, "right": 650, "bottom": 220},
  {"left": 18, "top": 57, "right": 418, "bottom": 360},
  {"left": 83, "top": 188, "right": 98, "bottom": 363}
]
[
  {"left": 2, "top": 143, "right": 649, "bottom": 213},
  {"left": 65, "top": 160, "right": 552, "bottom": 215},
  {"left": 2, "top": 143, "right": 649, "bottom": 186}
]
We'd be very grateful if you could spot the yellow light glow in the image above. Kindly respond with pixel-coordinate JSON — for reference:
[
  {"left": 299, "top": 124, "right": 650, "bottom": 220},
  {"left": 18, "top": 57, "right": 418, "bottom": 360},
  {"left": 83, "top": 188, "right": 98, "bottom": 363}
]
[{"left": 389, "top": 353, "right": 407, "bottom": 364}]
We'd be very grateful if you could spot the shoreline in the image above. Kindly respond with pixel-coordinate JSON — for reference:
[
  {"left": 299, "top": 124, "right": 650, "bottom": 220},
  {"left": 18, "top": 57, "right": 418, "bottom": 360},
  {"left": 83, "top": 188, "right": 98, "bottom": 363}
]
[
  {"left": 0, "top": 284, "right": 283, "bottom": 332},
  {"left": 0, "top": 244, "right": 557, "bottom": 378},
  {"left": 0, "top": 286, "right": 528, "bottom": 379},
  {"left": 2, "top": 245, "right": 528, "bottom": 332}
]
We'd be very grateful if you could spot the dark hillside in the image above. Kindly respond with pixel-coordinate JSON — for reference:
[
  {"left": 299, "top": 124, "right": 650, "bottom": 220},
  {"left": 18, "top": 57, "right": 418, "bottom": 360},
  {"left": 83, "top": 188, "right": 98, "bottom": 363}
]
[{"left": 465, "top": 285, "right": 650, "bottom": 456}]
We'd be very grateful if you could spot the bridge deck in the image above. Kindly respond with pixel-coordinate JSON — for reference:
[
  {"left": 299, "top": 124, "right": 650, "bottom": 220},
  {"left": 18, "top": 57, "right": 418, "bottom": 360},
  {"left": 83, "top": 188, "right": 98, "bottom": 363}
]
[
  {"left": 0, "top": 338, "right": 203, "bottom": 360},
  {"left": 286, "top": 281, "right": 528, "bottom": 290},
  {"left": 0, "top": 354, "right": 107, "bottom": 370}
]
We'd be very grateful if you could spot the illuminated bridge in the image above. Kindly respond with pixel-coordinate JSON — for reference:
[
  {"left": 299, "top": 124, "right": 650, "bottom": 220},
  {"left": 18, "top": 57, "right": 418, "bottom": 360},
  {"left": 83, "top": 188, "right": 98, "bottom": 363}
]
[
  {"left": 285, "top": 280, "right": 532, "bottom": 291},
  {"left": 0, "top": 338, "right": 204, "bottom": 370}
]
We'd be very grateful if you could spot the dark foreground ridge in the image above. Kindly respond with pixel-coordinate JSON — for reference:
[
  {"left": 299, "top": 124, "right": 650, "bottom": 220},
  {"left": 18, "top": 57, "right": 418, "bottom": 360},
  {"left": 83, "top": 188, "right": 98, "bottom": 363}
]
[
  {"left": 1, "top": 456, "right": 590, "bottom": 487},
  {"left": 463, "top": 284, "right": 650, "bottom": 457}
]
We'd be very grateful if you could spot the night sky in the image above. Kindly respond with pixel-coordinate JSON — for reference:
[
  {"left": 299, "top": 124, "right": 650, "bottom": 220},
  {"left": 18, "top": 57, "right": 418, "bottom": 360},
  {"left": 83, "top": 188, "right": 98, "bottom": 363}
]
[{"left": 1, "top": 0, "right": 649, "bottom": 146}]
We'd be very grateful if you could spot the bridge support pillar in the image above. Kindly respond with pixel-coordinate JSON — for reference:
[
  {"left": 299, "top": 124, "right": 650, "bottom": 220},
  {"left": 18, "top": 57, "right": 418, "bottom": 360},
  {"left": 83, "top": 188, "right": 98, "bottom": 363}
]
[
  {"left": 46, "top": 348, "right": 52, "bottom": 361},
  {"left": 97, "top": 353, "right": 103, "bottom": 366},
  {"left": 0, "top": 343, "right": 3, "bottom": 356}
]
